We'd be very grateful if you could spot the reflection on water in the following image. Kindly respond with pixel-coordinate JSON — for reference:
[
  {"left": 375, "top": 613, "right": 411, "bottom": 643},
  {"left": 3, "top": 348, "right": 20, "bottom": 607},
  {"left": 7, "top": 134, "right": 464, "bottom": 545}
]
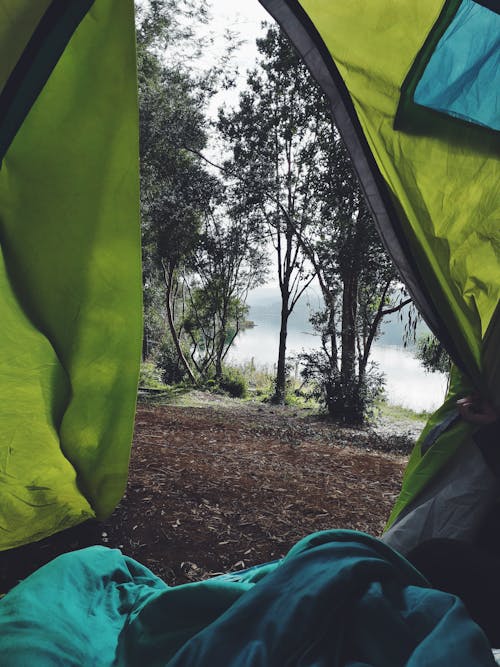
[
  {"left": 370, "top": 345, "right": 447, "bottom": 413},
  {"left": 228, "top": 315, "right": 447, "bottom": 413}
]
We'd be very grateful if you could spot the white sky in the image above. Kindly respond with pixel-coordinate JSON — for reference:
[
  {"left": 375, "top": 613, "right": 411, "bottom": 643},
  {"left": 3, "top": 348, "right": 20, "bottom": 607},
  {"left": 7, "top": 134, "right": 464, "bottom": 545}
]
[
  {"left": 195, "top": 0, "right": 273, "bottom": 118},
  {"left": 203, "top": 0, "right": 271, "bottom": 68}
]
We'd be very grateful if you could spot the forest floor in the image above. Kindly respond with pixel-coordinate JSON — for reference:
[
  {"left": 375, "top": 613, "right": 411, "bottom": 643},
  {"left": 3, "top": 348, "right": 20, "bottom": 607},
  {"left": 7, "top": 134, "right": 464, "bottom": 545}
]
[{"left": 0, "top": 392, "right": 424, "bottom": 592}]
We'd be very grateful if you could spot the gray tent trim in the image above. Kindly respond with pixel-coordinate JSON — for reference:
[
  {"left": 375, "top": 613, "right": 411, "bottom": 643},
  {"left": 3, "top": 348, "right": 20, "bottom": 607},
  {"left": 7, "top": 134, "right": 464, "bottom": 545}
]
[
  {"left": 382, "top": 438, "right": 499, "bottom": 555},
  {"left": 420, "top": 408, "right": 460, "bottom": 456}
]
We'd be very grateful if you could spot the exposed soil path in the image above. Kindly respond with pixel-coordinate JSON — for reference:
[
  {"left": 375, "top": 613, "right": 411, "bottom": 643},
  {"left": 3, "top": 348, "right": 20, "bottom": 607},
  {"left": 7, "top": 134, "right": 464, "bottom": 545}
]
[{"left": 0, "top": 396, "right": 415, "bottom": 591}]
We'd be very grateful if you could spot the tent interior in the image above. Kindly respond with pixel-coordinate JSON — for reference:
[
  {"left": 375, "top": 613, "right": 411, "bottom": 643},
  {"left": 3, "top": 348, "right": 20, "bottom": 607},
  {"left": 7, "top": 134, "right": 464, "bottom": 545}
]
[{"left": 0, "top": 0, "right": 498, "bottom": 664}]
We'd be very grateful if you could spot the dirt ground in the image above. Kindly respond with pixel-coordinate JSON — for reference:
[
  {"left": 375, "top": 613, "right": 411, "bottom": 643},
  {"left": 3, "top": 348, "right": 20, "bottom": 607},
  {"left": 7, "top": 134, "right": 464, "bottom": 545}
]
[{"left": 0, "top": 395, "right": 415, "bottom": 591}]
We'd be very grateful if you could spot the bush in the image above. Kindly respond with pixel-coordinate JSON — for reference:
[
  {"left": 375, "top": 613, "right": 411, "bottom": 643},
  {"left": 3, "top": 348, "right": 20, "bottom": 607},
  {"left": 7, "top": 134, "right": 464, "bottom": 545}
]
[
  {"left": 299, "top": 350, "right": 385, "bottom": 424},
  {"left": 322, "top": 367, "right": 385, "bottom": 424},
  {"left": 219, "top": 367, "right": 248, "bottom": 398},
  {"left": 139, "top": 361, "right": 165, "bottom": 389},
  {"left": 156, "top": 338, "right": 188, "bottom": 385}
]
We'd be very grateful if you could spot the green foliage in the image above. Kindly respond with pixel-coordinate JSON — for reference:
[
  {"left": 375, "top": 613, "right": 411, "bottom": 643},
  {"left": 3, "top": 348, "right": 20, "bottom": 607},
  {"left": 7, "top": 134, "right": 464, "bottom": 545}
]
[
  {"left": 137, "top": 0, "right": 219, "bottom": 381},
  {"left": 234, "top": 360, "right": 275, "bottom": 398},
  {"left": 142, "top": 279, "right": 165, "bottom": 358},
  {"left": 139, "top": 361, "right": 165, "bottom": 389},
  {"left": 137, "top": 3, "right": 266, "bottom": 384},
  {"left": 300, "top": 349, "right": 385, "bottom": 423},
  {"left": 416, "top": 334, "right": 451, "bottom": 375},
  {"left": 156, "top": 338, "right": 189, "bottom": 384},
  {"left": 218, "top": 24, "right": 405, "bottom": 413},
  {"left": 218, "top": 25, "right": 323, "bottom": 402},
  {"left": 219, "top": 366, "right": 248, "bottom": 398},
  {"left": 296, "top": 127, "right": 407, "bottom": 423},
  {"left": 183, "top": 214, "right": 268, "bottom": 380}
]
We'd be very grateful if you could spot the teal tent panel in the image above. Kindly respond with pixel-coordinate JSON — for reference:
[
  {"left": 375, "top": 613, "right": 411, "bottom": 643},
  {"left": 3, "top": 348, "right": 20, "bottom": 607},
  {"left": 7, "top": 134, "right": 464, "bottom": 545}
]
[{"left": 414, "top": 0, "right": 500, "bottom": 131}]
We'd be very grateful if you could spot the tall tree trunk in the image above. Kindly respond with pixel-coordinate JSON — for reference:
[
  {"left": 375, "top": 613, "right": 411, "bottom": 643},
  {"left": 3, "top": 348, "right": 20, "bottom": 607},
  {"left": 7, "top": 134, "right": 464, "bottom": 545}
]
[
  {"left": 324, "top": 293, "right": 338, "bottom": 370},
  {"left": 215, "top": 300, "right": 230, "bottom": 382},
  {"left": 340, "top": 273, "right": 358, "bottom": 385},
  {"left": 272, "top": 295, "right": 289, "bottom": 404},
  {"left": 214, "top": 327, "right": 225, "bottom": 382},
  {"left": 215, "top": 352, "right": 223, "bottom": 382},
  {"left": 339, "top": 271, "right": 358, "bottom": 420},
  {"left": 162, "top": 262, "right": 197, "bottom": 385}
]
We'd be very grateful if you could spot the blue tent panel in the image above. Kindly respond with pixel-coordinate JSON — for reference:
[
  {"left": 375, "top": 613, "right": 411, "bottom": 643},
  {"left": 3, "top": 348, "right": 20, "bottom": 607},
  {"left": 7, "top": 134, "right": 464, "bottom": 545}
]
[{"left": 414, "top": 0, "right": 500, "bottom": 131}]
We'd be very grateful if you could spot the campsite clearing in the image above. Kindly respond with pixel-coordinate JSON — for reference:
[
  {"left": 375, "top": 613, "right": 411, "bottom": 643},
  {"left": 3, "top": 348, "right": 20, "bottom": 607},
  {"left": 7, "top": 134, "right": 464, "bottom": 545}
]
[{"left": 0, "top": 395, "right": 415, "bottom": 591}]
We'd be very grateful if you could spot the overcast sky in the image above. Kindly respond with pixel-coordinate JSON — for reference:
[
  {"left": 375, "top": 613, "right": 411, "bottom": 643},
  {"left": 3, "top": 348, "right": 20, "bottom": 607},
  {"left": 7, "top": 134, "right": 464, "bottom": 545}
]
[
  {"left": 195, "top": 0, "right": 273, "bottom": 115},
  {"left": 204, "top": 0, "right": 271, "bottom": 70},
  {"left": 190, "top": 1, "right": 273, "bottom": 175}
]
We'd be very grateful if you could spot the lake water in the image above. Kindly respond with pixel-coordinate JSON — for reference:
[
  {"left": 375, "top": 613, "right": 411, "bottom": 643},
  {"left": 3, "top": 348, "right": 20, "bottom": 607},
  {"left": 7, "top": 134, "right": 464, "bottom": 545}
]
[{"left": 227, "top": 287, "right": 448, "bottom": 413}]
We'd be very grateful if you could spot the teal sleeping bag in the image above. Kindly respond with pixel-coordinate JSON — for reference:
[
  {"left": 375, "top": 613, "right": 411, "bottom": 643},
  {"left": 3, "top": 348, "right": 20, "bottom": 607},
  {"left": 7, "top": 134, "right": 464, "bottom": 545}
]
[{"left": 0, "top": 530, "right": 495, "bottom": 666}]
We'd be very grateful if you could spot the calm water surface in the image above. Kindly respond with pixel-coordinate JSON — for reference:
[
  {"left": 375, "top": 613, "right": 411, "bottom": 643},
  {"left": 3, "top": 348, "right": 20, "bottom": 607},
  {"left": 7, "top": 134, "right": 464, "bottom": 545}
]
[{"left": 228, "top": 288, "right": 447, "bottom": 413}]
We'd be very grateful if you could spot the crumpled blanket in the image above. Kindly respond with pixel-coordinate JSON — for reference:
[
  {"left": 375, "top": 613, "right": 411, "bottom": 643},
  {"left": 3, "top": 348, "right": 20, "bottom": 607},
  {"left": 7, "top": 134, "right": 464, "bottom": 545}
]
[{"left": 0, "top": 530, "right": 495, "bottom": 666}]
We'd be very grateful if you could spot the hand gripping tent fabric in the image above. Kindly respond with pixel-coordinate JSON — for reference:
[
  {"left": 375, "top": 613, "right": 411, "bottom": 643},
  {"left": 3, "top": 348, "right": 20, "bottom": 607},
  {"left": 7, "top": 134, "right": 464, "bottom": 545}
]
[
  {"left": 258, "top": 0, "right": 500, "bottom": 552},
  {"left": 0, "top": 0, "right": 141, "bottom": 550}
]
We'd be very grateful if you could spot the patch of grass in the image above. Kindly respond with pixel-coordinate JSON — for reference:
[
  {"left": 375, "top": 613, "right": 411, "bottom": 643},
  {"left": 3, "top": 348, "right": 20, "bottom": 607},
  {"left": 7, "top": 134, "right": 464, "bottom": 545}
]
[
  {"left": 283, "top": 389, "right": 319, "bottom": 410},
  {"left": 139, "top": 361, "right": 166, "bottom": 390},
  {"left": 375, "top": 400, "right": 431, "bottom": 422},
  {"left": 137, "top": 385, "right": 190, "bottom": 406}
]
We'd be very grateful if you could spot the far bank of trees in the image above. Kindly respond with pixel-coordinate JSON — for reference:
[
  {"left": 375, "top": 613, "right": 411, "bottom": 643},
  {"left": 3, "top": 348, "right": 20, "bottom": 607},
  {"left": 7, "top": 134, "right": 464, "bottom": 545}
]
[{"left": 137, "top": 1, "right": 411, "bottom": 422}]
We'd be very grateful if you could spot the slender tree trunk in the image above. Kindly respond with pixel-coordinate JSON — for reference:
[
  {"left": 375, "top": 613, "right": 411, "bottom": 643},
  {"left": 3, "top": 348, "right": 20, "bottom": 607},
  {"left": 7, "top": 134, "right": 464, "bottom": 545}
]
[
  {"left": 339, "top": 271, "right": 359, "bottom": 421},
  {"left": 214, "top": 328, "right": 225, "bottom": 381},
  {"left": 272, "top": 294, "right": 289, "bottom": 404},
  {"left": 340, "top": 273, "right": 358, "bottom": 385},
  {"left": 215, "top": 302, "right": 229, "bottom": 381},
  {"left": 162, "top": 262, "right": 197, "bottom": 385},
  {"left": 325, "top": 294, "right": 338, "bottom": 371},
  {"left": 215, "top": 353, "right": 223, "bottom": 382}
]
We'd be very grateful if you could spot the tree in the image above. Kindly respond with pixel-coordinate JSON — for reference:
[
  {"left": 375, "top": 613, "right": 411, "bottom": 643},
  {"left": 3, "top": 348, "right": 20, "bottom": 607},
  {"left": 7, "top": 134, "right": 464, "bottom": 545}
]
[
  {"left": 297, "top": 132, "right": 411, "bottom": 422},
  {"left": 416, "top": 334, "right": 451, "bottom": 375},
  {"left": 137, "top": 1, "right": 261, "bottom": 387},
  {"left": 218, "top": 26, "right": 323, "bottom": 403},
  {"left": 137, "top": 0, "right": 217, "bottom": 383},
  {"left": 218, "top": 24, "right": 410, "bottom": 415},
  {"left": 182, "top": 212, "right": 268, "bottom": 380}
]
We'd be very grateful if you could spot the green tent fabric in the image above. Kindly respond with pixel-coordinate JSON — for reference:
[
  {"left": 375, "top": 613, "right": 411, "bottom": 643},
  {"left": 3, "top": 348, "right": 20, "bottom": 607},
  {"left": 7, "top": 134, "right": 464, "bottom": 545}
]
[
  {"left": 0, "top": 533, "right": 497, "bottom": 666},
  {"left": 0, "top": 0, "right": 141, "bottom": 550},
  {"left": 259, "top": 0, "right": 500, "bottom": 533},
  {"left": 0, "top": 1, "right": 96, "bottom": 159},
  {"left": 0, "top": 2, "right": 52, "bottom": 92},
  {"left": 0, "top": 0, "right": 497, "bottom": 557}
]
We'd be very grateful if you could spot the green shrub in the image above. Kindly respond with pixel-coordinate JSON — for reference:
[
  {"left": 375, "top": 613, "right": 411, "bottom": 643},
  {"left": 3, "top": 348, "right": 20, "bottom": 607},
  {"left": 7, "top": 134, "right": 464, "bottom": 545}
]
[
  {"left": 236, "top": 360, "right": 274, "bottom": 395},
  {"left": 219, "top": 367, "right": 248, "bottom": 398},
  {"left": 299, "top": 350, "right": 385, "bottom": 424},
  {"left": 139, "top": 361, "right": 165, "bottom": 389},
  {"left": 322, "top": 368, "right": 385, "bottom": 424},
  {"left": 156, "top": 338, "right": 188, "bottom": 384}
]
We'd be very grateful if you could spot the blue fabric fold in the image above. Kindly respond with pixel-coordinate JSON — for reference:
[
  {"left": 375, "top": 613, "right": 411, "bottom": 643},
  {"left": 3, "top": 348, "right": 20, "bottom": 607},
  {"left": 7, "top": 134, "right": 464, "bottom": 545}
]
[
  {"left": 414, "top": 0, "right": 500, "bottom": 131},
  {"left": 0, "top": 531, "right": 495, "bottom": 666}
]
